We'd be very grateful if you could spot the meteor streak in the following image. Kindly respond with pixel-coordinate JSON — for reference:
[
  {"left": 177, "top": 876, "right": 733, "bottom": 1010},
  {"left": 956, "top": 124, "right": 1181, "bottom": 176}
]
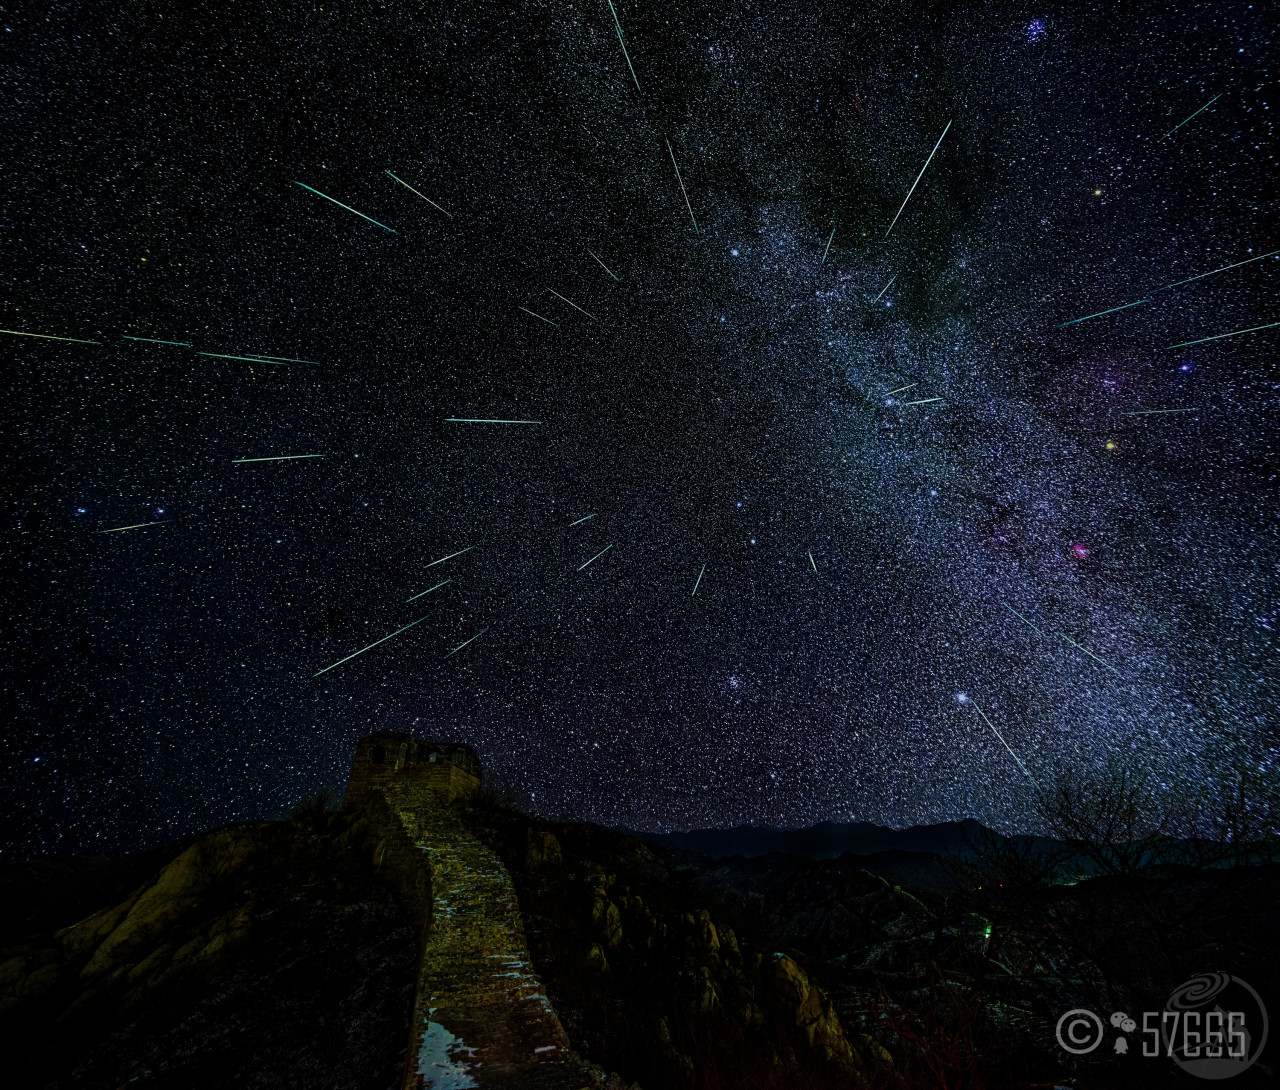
[
  {"left": 123, "top": 337, "right": 191, "bottom": 346},
  {"left": 444, "top": 627, "right": 489, "bottom": 658},
  {"left": 885, "top": 119, "right": 951, "bottom": 237},
  {"left": 1163, "top": 321, "right": 1280, "bottom": 350},
  {"left": 820, "top": 226, "right": 835, "bottom": 266},
  {"left": 245, "top": 354, "right": 320, "bottom": 365},
  {"left": 293, "top": 181, "right": 397, "bottom": 233},
  {"left": 1057, "top": 299, "right": 1149, "bottom": 327},
  {"left": 313, "top": 613, "right": 432, "bottom": 677},
  {"left": 1058, "top": 633, "right": 1121, "bottom": 676},
  {"left": 586, "top": 249, "right": 621, "bottom": 281},
  {"left": 569, "top": 513, "right": 596, "bottom": 527},
  {"left": 902, "top": 397, "right": 943, "bottom": 406},
  {"left": 1156, "top": 249, "right": 1279, "bottom": 291},
  {"left": 232, "top": 454, "right": 324, "bottom": 463},
  {"left": 871, "top": 275, "right": 896, "bottom": 303},
  {"left": 1160, "top": 92, "right": 1223, "bottom": 140},
  {"left": 1, "top": 328, "right": 99, "bottom": 344},
  {"left": 1003, "top": 602, "right": 1045, "bottom": 637},
  {"left": 970, "top": 699, "right": 1035, "bottom": 782},
  {"left": 691, "top": 562, "right": 706, "bottom": 596},
  {"left": 605, "top": 0, "right": 641, "bottom": 92},
  {"left": 444, "top": 418, "right": 541, "bottom": 424},
  {"left": 518, "top": 306, "right": 559, "bottom": 328},
  {"left": 100, "top": 520, "right": 170, "bottom": 533},
  {"left": 885, "top": 383, "right": 916, "bottom": 396},
  {"left": 578, "top": 544, "right": 613, "bottom": 571},
  {"left": 1121, "top": 408, "right": 1197, "bottom": 415},
  {"left": 384, "top": 171, "right": 452, "bottom": 218},
  {"left": 199, "top": 352, "right": 288, "bottom": 364},
  {"left": 406, "top": 579, "right": 451, "bottom": 603},
  {"left": 808, "top": 550, "right": 818, "bottom": 573},
  {"left": 425, "top": 546, "right": 475, "bottom": 569},
  {"left": 547, "top": 288, "right": 597, "bottom": 321},
  {"left": 666, "top": 139, "right": 699, "bottom": 235}
]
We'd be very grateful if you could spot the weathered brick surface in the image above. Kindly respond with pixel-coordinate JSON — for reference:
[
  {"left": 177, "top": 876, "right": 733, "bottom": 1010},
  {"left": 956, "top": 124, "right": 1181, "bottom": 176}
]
[{"left": 352, "top": 739, "right": 605, "bottom": 1090}]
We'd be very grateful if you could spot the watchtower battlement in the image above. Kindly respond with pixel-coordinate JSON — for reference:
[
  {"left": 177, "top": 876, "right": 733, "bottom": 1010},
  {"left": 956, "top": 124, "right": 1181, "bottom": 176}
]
[{"left": 342, "top": 731, "right": 482, "bottom": 810}]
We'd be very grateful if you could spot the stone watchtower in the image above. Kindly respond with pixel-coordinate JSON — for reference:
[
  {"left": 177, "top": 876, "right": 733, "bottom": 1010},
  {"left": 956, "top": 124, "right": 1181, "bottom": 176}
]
[
  {"left": 342, "top": 732, "right": 482, "bottom": 810},
  {"left": 344, "top": 734, "right": 590, "bottom": 1089}
]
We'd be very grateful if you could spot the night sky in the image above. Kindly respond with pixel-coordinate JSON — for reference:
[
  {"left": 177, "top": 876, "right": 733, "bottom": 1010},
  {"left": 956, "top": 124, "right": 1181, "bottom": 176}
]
[{"left": 3, "top": 1, "right": 1277, "bottom": 859}]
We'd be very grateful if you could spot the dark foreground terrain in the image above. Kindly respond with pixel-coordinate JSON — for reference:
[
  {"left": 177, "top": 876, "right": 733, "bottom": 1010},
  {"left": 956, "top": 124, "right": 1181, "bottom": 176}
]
[{"left": 3, "top": 795, "right": 1277, "bottom": 1089}]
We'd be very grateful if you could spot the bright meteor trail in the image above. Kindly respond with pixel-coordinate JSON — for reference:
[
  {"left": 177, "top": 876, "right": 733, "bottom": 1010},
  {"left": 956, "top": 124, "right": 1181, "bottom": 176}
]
[
  {"left": 518, "top": 306, "right": 560, "bottom": 328},
  {"left": 313, "top": 613, "right": 432, "bottom": 677},
  {"left": 691, "top": 562, "right": 706, "bottom": 596},
  {"left": 406, "top": 579, "right": 451, "bottom": 603},
  {"left": 444, "top": 418, "right": 542, "bottom": 424},
  {"left": 1, "top": 328, "right": 100, "bottom": 344},
  {"left": 1163, "top": 321, "right": 1280, "bottom": 350},
  {"left": 444, "top": 627, "right": 489, "bottom": 659},
  {"left": 293, "top": 181, "right": 397, "bottom": 233},
  {"left": 885, "top": 119, "right": 951, "bottom": 237},
  {"left": 384, "top": 171, "right": 452, "bottom": 218},
  {"left": 1160, "top": 92, "right": 1223, "bottom": 140},
  {"left": 820, "top": 226, "right": 835, "bottom": 266},
  {"left": 666, "top": 139, "right": 699, "bottom": 235},
  {"left": 547, "top": 288, "right": 597, "bottom": 321},
  {"left": 232, "top": 454, "right": 324, "bottom": 463},
  {"left": 100, "top": 520, "right": 170, "bottom": 533},
  {"left": 605, "top": 0, "right": 641, "bottom": 92},
  {"left": 969, "top": 698, "right": 1035, "bottom": 782},
  {"left": 586, "top": 249, "right": 621, "bottom": 281},
  {"left": 424, "top": 546, "right": 474, "bottom": 569},
  {"left": 1156, "top": 249, "right": 1279, "bottom": 291},
  {"left": 124, "top": 337, "right": 191, "bottom": 346},
  {"left": 578, "top": 544, "right": 613, "bottom": 572},
  {"left": 569, "top": 514, "right": 597, "bottom": 527},
  {"left": 1057, "top": 299, "right": 1149, "bottom": 327},
  {"left": 871, "top": 275, "right": 896, "bottom": 303}
]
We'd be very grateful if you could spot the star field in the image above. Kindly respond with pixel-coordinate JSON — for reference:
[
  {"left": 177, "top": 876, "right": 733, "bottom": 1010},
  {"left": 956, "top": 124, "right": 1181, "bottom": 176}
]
[{"left": 2, "top": 0, "right": 1277, "bottom": 857}]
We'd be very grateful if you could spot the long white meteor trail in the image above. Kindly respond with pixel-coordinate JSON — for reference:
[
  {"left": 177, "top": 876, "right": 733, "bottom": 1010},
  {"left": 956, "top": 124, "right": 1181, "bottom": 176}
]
[
  {"left": 605, "top": 0, "right": 641, "bottom": 92},
  {"left": 586, "top": 249, "right": 621, "bottom": 281},
  {"left": 200, "top": 352, "right": 287, "bottom": 364},
  {"left": 1, "top": 328, "right": 100, "bottom": 344},
  {"left": 518, "top": 306, "right": 560, "bottom": 328},
  {"left": 1058, "top": 632, "right": 1121, "bottom": 676},
  {"left": 903, "top": 397, "right": 943, "bottom": 406},
  {"left": 569, "top": 513, "right": 596, "bottom": 527},
  {"left": 445, "top": 417, "right": 542, "bottom": 424},
  {"left": 444, "top": 627, "right": 489, "bottom": 658},
  {"left": 808, "top": 550, "right": 818, "bottom": 573},
  {"left": 384, "top": 171, "right": 453, "bottom": 218},
  {"left": 547, "top": 288, "right": 597, "bottom": 321},
  {"left": 232, "top": 454, "right": 324, "bottom": 463},
  {"left": 1057, "top": 299, "right": 1149, "bottom": 327},
  {"left": 666, "top": 139, "right": 699, "bottom": 235},
  {"left": 1003, "top": 602, "right": 1046, "bottom": 637},
  {"left": 1163, "top": 321, "right": 1280, "bottom": 350},
  {"left": 872, "top": 275, "right": 896, "bottom": 303},
  {"left": 124, "top": 336, "right": 191, "bottom": 346},
  {"left": 246, "top": 354, "right": 320, "bottom": 365},
  {"left": 293, "top": 181, "right": 397, "bottom": 233},
  {"left": 691, "top": 562, "right": 706, "bottom": 596},
  {"left": 885, "top": 119, "right": 951, "bottom": 237},
  {"left": 970, "top": 699, "right": 1035, "bottom": 782},
  {"left": 1161, "top": 92, "right": 1222, "bottom": 140},
  {"left": 1156, "top": 249, "right": 1279, "bottom": 291},
  {"left": 885, "top": 383, "right": 916, "bottom": 396},
  {"left": 578, "top": 544, "right": 613, "bottom": 571},
  {"left": 821, "top": 226, "right": 836, "bottom": 266},
  {"left": 425, "top": 546, "right": 475, "bottom": 569},
  {"left": 1122, "top": 408, "right": 1197, "bottom": 416},
  {"left": 100, "top": 520, "right": 170, "bottom": 533},
  {"left": 406, "top": 579, "right": 451, "bottom": 603},
  {"left": 313, "top": 613, "right": 433, "bottom": 677}
]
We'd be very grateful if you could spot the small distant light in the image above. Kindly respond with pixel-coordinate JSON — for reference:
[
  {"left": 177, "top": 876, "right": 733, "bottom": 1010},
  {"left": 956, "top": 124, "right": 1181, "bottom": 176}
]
[
  {"left": 157, "top": 508, "right": 164, "bottom": 514},
  {"left": 1094, "top": 188, "right": 1103, "bottom": 196},
  {"left": 1071, "top": 543, "right": 1091, "bottom": 561},
  {"left": 1180, "top": 363, "right": 1193, "bottom": 372},
  {"left": 1105, "top": 439, "right": 1118, "bottom": 451},
  {"left": 730, "top": 248, "right": 739, "bottom": 256},
  {"left": 929, "top": 489, "right": 938, "bottom": 497},
  {"left": 956, "top": 693, "right": 969, "bottom": 704},
  {"left": 77, "top": 508, "right": 86, "bottom": 514},
  {"left": 750, "top": 538, "right": 756, "bottom": 545}
]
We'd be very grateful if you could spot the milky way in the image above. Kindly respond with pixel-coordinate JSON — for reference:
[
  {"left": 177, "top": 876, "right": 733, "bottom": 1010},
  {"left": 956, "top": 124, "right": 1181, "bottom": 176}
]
[{"left": 2, "top": 1, "right": 1276, "bottom": 856}]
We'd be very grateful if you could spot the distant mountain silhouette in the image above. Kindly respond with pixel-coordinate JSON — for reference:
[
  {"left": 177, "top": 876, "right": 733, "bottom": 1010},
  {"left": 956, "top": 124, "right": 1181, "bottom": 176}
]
[{"left": 633, "top": 819, "right": 997, "bottom": 861}]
